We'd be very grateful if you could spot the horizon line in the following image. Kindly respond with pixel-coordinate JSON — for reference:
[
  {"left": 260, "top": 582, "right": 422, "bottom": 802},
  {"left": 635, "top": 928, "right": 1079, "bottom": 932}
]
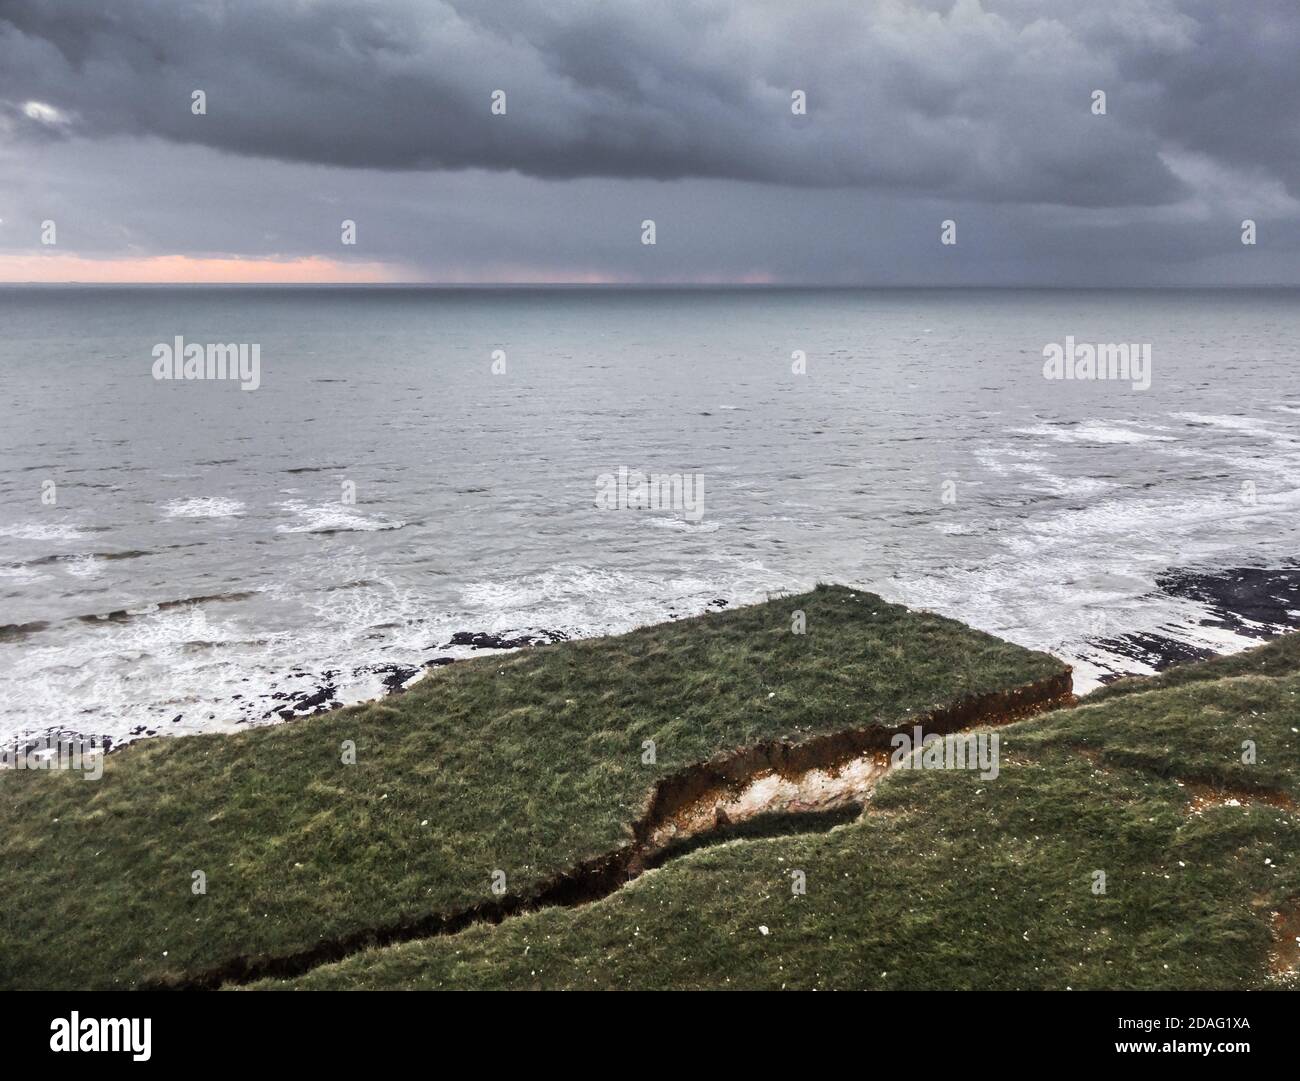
[{"left": 3, "top": 281, "right": 1300, "bottom": 290}]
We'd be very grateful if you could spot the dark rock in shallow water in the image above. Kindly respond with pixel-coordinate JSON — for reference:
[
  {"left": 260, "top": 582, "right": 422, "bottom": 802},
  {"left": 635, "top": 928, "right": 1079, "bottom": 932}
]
[
  {"left": 448, "top": 631, "right": 519, "bottom": 649},
  {"left": 441, "top": 629, "right": 569, "bottom": 651},
  {"left": 0, "top": 620, "right": 50, "bottom": 642},
  {"left": 382, "top": 668, "right": 418, "bottom": 693},
  {"left": 354, "top": 663, "right": 420, "bottom": 695},
  {"left": 1087, "top": 563, "right": 1300, "bottom": 681},
  {"left": 423, "top": 656, "right": 456, "bottom": 668},
  {"left": 1157, "top": 565, "right": 1300, "bottom": 638},
  {"left": 293, "top": 685, "right": 337, "bottom": 713},
  {"left": 265, "top": 678, "right": 340, "bottom": 720},
  {"left": 1092, "top": 632, "right": 1220, "bottom": 678}
]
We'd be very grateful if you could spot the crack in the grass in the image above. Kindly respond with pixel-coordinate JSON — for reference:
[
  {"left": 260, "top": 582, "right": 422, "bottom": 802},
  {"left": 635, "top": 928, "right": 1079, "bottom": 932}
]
[
  {"left": 146, "top": 670, "right": 1073, "bottom": 990},
  {"left": 1068, "top": 746, "right": 1297, "bottom": 813}
]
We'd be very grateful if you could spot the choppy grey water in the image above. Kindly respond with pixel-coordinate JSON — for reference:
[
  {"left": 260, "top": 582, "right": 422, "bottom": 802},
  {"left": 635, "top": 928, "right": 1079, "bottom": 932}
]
[{"left": 2, "top": 286, "right": 1299, "bottom": 748}]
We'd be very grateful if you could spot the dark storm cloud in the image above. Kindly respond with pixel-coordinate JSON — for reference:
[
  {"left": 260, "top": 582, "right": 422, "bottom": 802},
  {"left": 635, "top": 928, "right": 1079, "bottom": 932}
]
[{"left": 4, "top": 0, "right": 1294, "bottom": 209}]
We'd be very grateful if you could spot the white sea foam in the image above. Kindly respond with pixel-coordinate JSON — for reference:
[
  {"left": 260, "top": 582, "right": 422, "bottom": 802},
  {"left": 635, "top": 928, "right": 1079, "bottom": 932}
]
[
  {"left": 0, "top": 521, "right": 87, "bottom": 541},
  {"left": 1169, "top": 411, "right": 1300, "bottom": 448},
  {"left": 459, "top": 562, "right": 786, "bottom": 644},
  {"left": 1011, "top": 420, "right": 1174, "bottom": 444},
  {"left": 63, "top": 555, "right": 103, "bottom": 578},
  {"left": 161, "top": 497, "right": 245, "bottom": 519},
  {"left": 644, "top": 517, "right": 721, "bottom": 532},
  {"left": 975, "top": 446, "right": 1115, "bottom": 497},
  {"left": 275, "top": 500, "right": 403, "bottom": 534},
  {"left": 0, "top": 565, "right": 49, "bottom": 584}
]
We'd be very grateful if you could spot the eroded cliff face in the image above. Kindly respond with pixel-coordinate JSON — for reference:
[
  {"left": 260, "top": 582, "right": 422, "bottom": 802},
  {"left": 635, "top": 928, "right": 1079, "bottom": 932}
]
[
  {"left": 633, "top": 668, "right": 1073, "bottom": 862},
  {"left": 161, "top": 668, "right": 1073, "bottom": 990}
]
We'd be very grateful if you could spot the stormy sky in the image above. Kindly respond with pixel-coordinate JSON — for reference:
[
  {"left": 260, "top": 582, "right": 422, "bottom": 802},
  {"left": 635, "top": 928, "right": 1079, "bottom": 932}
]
[{"left": 1, "top": 0, "right": 1297, "bottom": 284}]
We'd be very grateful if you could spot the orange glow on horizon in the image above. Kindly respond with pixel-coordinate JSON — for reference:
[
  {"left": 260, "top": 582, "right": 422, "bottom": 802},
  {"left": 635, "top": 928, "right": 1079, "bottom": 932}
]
[
  {"left": 0, "top": 252, "right": 780, "bottom": 286},
  {"left": 0, "top": 252, "right": 408, "bottom": 284}
]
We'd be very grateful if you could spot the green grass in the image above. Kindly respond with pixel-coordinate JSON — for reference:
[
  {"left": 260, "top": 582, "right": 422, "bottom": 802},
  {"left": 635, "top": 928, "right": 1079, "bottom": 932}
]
[
  {"left": 260, "top": 663, "right": 1300, "bottom": 991},
  {"left": 0, "top": 585, "right": 1063, "bottom": 990}
]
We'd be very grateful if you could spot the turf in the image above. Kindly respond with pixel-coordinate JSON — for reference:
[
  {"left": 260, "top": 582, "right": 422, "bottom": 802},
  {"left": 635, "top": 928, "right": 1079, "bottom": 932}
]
[
  {"left": 259, "top": 662, "right": 1300, "bottom": 990},
  {"left": 0, "top": 584, "right": 1063, "bottom": 990}
]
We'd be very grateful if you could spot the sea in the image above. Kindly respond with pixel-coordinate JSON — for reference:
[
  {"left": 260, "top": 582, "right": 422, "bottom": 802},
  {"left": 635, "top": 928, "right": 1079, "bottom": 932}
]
[{"left": 2, "top": 285, "right": 1299, "bottom": 749}]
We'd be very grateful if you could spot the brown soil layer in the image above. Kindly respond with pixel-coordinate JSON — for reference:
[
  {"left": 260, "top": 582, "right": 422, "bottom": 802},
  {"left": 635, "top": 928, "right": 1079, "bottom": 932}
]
[{"left": 1179, "top": 779, "right": 1298, "bottom": 816}]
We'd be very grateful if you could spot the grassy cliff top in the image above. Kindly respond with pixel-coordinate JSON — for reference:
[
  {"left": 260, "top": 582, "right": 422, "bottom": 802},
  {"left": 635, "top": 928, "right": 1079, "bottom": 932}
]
[
  {"left": 0, "top": 584, "right": 1064, "bottom": 990},
  {"left": 262, "top": 640, "right": 1300, "bottom": 991}
]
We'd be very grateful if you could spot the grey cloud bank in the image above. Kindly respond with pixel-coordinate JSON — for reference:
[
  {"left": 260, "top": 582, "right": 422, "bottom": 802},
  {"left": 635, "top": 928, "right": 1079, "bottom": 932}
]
[{"left": 0, "top": 0, "right": 1297, "bottom": 283}]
